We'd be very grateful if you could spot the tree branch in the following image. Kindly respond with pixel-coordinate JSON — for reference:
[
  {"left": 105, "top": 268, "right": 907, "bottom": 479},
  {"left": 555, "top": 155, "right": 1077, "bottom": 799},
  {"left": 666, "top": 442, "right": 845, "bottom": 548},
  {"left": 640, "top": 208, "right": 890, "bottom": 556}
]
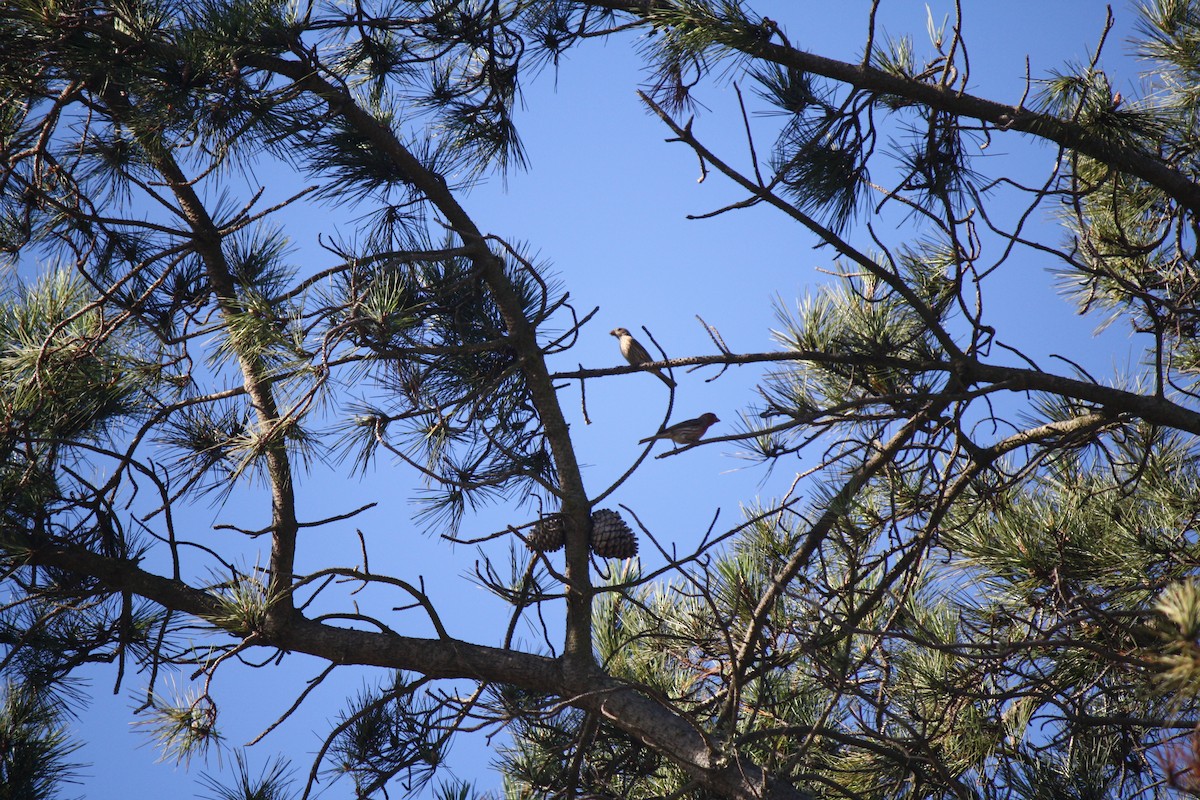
[{"left": 585, "top": 0, "right": 1200, "bottom": 215}]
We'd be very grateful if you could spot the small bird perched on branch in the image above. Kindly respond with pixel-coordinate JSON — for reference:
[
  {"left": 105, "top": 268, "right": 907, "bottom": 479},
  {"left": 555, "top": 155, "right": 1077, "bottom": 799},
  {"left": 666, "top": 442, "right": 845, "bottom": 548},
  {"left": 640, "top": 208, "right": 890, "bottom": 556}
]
[
  {"left": 611, "top": 327, "right": 676, "bottom": 388},
  {"left": 638, "top": 413, "right": 720, "bottom": 446}
]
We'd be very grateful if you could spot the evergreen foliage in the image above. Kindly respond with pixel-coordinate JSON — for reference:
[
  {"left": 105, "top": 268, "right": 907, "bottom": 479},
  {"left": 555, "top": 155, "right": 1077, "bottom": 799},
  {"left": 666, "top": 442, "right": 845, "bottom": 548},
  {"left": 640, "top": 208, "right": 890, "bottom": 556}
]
[{"left": 5, "top": 2, "right": 1200, "bottom": 799}]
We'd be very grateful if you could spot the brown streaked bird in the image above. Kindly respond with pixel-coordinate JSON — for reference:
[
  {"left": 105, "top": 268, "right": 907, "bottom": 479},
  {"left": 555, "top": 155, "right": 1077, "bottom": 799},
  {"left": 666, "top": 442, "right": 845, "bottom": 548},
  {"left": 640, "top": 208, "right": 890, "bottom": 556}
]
[
  {"left": 638, "top": 412, "right": 720, "bottom": 446},
  {"left": 610, "top": 327, "right": 675, "bottom": 388}
]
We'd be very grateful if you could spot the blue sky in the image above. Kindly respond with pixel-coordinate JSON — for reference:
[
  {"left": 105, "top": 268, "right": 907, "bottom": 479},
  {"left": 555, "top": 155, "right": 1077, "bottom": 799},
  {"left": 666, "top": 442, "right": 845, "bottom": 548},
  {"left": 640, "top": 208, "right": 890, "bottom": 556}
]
[{"left": 52, "top": 2, "right": 1153, "bottom": 797}]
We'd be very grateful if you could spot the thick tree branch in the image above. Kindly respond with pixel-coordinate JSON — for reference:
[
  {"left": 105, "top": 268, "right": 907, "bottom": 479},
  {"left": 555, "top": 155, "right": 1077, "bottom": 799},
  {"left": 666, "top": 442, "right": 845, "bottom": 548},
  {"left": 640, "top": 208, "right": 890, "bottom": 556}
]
[
  {"left": 19, "top": 541, "right": 813, "bottom": 800},
  {"left": 559, "top": 350, "right": 1200, "bottom": 435},
  {"left": 585, "top": 0, "right": 1200, "bottom": 216},
  {"left": 104, "top": 94, "right": 302, "bottom": 626},
  {"left": 244, "top": 50, "right": 598, "bottom": 671}
]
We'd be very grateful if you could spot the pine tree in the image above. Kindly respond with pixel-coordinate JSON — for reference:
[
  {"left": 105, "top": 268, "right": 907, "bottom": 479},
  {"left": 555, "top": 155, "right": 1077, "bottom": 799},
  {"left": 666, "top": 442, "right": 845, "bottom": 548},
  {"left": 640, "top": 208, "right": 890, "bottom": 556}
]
[{"left": 5, "top": 2, "right": 1200, "bottom": 799}]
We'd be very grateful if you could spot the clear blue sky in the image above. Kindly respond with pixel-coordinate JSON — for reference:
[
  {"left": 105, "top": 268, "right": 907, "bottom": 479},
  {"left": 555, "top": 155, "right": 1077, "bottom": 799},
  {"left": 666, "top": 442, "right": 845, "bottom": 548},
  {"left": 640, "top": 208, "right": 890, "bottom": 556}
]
[{"left": 56, "top": 2, "right": 1146, "bottom": 797}]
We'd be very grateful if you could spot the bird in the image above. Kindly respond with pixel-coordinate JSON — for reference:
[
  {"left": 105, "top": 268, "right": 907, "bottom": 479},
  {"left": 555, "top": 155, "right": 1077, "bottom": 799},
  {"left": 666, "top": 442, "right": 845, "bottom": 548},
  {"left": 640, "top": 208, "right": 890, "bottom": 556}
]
[
  {"left": 611, "top": 327, "right": 676, "bottom": 388},
  {"left": 638, "top": 412, "right": 720, "bottom": 446}
]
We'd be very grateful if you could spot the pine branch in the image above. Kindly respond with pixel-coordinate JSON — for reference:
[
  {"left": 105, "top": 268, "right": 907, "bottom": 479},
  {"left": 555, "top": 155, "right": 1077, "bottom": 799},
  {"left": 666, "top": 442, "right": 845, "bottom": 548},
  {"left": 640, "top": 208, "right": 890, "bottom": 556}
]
[
  {"left": 242, "top": 49, "right": 600, "bottom": 672},
  {"left": 593, "top": 0, "right": 1200, "bottom": 213}
]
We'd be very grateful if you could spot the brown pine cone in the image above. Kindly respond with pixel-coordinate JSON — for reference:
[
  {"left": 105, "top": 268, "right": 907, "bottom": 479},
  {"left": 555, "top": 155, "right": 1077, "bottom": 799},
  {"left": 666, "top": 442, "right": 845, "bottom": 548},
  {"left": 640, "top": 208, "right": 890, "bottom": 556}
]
[
  {"left": 590, "top": 508, "right": 638, "bottom": 559},
  {"left": 527, "top": 513, "right": 565, "bottom": 552}
]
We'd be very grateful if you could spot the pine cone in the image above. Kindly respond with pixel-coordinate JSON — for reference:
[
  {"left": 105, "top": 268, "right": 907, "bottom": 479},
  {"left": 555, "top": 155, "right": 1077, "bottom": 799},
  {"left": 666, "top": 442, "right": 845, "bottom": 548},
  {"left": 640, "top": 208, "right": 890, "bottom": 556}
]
[
  {"left": 590, "top": 508, "right": 637, "bottom": 559},
  {"left": 527, "top": 514, "right": 565, "bottom": 552}
]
